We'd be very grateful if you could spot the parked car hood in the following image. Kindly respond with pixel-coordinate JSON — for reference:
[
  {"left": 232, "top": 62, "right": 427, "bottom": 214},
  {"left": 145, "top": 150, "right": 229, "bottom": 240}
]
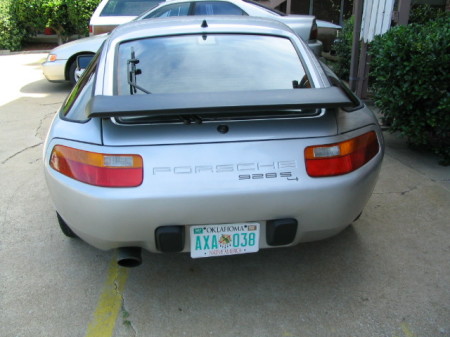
[{"left": 50, "top": 34, "right": 108, "bottom": 59}]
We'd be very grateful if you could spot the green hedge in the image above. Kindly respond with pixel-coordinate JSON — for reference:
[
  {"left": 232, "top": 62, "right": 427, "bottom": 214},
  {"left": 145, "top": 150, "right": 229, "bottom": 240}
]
[
  {"left": 67, "top": 0, "right": 102, "bottom": 37},
  {"left": 409, "top": 4, "right": 446, "bottom": 25},
  {"left": 331, "top": 16, "right": 354, "bottom": 81},
  {"left": 0, "top": 0, "right": 101, "bottom": 50},
  {"left": 370, "top": 14, "right": 450, "bottom": 165},
  {"left": 0, "top": 0, "right": 27, "bottom": 50},
  {"left": 41, "top": 0, "right": 101, "bottom": 43}
]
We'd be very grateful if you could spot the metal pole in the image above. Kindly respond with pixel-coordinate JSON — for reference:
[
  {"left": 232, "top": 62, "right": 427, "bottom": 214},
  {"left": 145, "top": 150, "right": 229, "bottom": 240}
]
[
  {"left": 286, "top": 0, "right": 292, "bottom": 14},
  {"left": 398, "top": 0, "right": 412, "bottom": 25},
  {"left": 349, "top": 0, "right": 364, "bottom": 92},
  {"left": 309, "top": 0, "right": 314, "bottom": 15},
  {"left": 339, "top": 0, "right": 345, "bottom": 26},
  {"left": 356, "top": 41, "right": 369, "bottom": 98}
]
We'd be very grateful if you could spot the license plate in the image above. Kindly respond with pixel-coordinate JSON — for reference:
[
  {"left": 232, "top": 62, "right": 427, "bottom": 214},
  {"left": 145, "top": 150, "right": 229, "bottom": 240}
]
[{"left": 190, "top": 223, "right": 260, "bottom": 259}]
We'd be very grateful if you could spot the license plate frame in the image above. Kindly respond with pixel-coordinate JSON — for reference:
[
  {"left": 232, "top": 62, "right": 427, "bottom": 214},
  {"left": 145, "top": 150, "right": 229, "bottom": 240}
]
[{"left": 190, "top": 223, "right": 260, "bottom": 259}]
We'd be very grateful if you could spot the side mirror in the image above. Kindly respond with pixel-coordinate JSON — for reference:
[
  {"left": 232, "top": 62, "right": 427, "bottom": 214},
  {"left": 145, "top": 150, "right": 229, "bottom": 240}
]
[
  {"left": 76, "top": 54, "right": 94, "bottom": 70},
  {"left": 74, "top": 55, "right": 94, "bottom": 83}
]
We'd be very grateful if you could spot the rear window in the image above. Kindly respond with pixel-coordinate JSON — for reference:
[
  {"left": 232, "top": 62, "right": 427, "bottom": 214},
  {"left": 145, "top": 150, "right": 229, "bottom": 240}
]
[
  {"left": 143, "top": 2, "right": 191, "bottom": 18},
  {"left": 193, "top": 2, "right": 246, "bottom": 15},
  {"left": 101, "top": 0, "right": 160, "bottom": 16},
  {"left": 116, "top": 34, "right": 308, "bottom": 95}
]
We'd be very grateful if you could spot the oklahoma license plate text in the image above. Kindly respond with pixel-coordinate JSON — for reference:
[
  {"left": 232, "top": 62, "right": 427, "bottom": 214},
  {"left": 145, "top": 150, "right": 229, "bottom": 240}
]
[{"left": 190, "top": 223, "right": 260, "bottom": 258}]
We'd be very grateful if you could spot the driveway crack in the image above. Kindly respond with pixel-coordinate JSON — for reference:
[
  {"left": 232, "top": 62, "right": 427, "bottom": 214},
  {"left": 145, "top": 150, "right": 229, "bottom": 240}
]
[
  {"left": 35, "top": 112, "right": 54, "bottom": 139},
  {"left": 115, "top": 280, "right": 137, "bottom": 337},
  {"left": 373, "top": 185, "right": 419, "bottom": 196},
  {"left": 1, "top": 142, "right": 42, "bottom": 164}
]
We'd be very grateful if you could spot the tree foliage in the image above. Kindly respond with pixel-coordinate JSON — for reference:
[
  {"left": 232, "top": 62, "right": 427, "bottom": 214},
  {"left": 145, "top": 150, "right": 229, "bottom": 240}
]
[
  {"left": 370, "top": 14, "right": 450, "bottom": 164},
  {"left": 67, "top": 0, "right": 101, "bottom": 37},
  {"left": 0, "top": 0, "right": 27, "bottom": 50},
  {"left": 331, "top": 16, "right": 354, "bottom": 81},
  {"left": 409, "top": 4, "right": 445, "bottom": 25},
  {"left": 0, "top": 0, "right": 101, "bottom": 49}
]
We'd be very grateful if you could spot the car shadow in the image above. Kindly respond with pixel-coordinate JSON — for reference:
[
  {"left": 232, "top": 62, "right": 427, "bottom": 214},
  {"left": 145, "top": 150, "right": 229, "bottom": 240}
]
[
  {"left": 94, "top": 225, "right": 369, "bottom": 335},
  {"left": 136, "top": 224, "right": 364, "bottom": 283},
  {"left": 115, "top": 224, "right": 365, "bottom": 308},
  {"left": 20, "top": 79, "right": 72, "bottom": 95}
]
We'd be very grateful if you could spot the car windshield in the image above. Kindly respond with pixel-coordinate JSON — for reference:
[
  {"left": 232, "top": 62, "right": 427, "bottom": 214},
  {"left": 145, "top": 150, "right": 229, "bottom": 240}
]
[
  {"left": 101, "top": 0, "right": 160, "bottom": 16},
  {"left": 116, "top": 33, "right": 308, "bottom": 95}
]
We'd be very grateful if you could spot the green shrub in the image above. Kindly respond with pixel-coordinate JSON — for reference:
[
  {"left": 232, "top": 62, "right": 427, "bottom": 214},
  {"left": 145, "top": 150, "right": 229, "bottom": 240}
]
[
  {"left": 42, "top": 0, "right": 76, "bottom": 44},
  {"left": 409, "top": 4, "right": 445, "bottom": 25},
  {"left": 331, "top": 16, "right": 354, "bottom": 81},
  {"left": 12, "top": 0, "right": 47, "bottom": 37},
  {"left": 0, "top": 0, "right": 101, "bottom": 49},
  {"left": 67, "top": 0, "right": 102, "bottom": 37},
  {"left": 370, "top": 14, "right": 450, "bottom": 164},
  {"left": 0, "top": 0, "right": 27, "bottom": 51},
  {"left": 42, "top": 0, "right": 101, "bottom": 43}
]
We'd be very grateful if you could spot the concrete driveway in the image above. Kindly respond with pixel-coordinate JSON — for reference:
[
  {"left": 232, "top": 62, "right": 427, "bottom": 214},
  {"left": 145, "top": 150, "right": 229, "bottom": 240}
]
[{"left": 0, "top": 53, "right": 449, "bottom": 337}]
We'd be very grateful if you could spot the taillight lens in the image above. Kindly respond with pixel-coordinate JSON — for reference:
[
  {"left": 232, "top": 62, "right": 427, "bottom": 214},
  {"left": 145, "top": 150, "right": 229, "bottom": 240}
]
[
  {"left": 305, "top": 131, "right": 379, "bottom": 177},
  {"left": 50, "top": 145, "right": 143, "bottom": 187},
  {"left": 310, "top": 19, "right": 318, "bottom": 40}
]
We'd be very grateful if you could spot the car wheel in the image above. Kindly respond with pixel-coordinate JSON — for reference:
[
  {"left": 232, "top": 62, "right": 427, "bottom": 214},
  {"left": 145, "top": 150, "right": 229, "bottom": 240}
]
[
  {"left": 68, "top": 53, "right": 94, "bottom": 85},
  {"left": 56, "top": 212, "right": 78, "bottom": 238},
  {"left": 68, "top": 61, "right": 78, "bottom": 85}
]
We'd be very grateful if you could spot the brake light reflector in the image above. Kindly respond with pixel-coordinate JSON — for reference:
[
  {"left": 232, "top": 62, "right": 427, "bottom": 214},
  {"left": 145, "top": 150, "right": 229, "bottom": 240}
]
[
  {"left": 50, "top": 145, "right": 143, "bottom": 187},
  {"left": 305, "top": 131, "right": 379, "bottom": 177},
  {"left": 310, "top": 19, "right": 318, "bottom": 40}
]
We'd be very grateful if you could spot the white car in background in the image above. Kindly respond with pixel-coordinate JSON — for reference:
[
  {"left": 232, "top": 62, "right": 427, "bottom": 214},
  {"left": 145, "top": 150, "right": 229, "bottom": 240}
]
[
  {"left": 42, "top": 0, "right": 323, "bottom": 84},
  {"left": 89, "top": 0, "right": 161, "bottom": 35}
]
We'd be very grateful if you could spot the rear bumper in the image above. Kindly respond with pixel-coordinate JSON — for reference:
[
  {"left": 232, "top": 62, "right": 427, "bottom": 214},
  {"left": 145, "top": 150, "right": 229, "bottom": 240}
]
[
  {"left": 44, "top": 127, "right": 383, "bottom": 253},
  {"left": 91, "top": 24, "right": 119, "bottom": 35}
]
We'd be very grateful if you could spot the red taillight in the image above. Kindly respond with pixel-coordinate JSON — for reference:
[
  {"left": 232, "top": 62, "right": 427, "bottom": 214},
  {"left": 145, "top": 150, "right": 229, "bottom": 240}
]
[
  {"left": 305, "top": 131, "right": 379, "bottom": 177},
  {"left": 50, "top": 145, "right": 143, "bottom": 187},
  {"left": 310, "top": 19, "right": 318, "bottom": 40}
]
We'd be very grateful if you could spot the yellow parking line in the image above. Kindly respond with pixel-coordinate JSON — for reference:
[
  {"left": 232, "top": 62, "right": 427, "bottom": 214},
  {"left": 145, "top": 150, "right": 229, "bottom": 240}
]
[
  {"left": 85, "top": 256, "right": 129, "bottom": 337},
  {"left": 400, "top": 322, "right": 417, "bottom": 337}
]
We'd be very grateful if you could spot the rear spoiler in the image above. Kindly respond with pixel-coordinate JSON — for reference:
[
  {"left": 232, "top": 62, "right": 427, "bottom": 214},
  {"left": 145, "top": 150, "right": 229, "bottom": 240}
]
[{"left": 86, "top": 87, "right": 354, "bottom": 119}]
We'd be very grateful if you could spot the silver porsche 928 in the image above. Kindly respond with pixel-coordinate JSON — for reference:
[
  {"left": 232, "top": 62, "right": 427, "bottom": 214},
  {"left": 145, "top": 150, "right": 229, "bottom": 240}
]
[{"left": 43, "top": 16, "right": 384, "bottom": 267}]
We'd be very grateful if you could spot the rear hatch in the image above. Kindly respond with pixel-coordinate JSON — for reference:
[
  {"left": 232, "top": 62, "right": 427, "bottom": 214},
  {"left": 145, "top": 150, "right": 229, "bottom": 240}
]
[{"left": 91, "top": 29, "right": 355, "bottom": 146}]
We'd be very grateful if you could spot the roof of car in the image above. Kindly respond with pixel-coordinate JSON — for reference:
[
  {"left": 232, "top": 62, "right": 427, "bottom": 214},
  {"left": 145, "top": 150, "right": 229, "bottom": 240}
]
[
  {"left": 137, "top": 0, "right": 287, "bottom": 19},
  {"left": 156, "top": 0, "right": 252, "bottom": 5},
  {"left": 163, "top": 0, "right": 240, "bottom": 3},
  {"left": 109, "top": 15, "right": 295, "bottom": 41}
]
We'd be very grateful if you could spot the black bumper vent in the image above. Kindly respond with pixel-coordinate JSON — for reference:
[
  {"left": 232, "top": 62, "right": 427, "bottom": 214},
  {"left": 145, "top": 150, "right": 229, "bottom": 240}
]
[
  {"left": 155, "top": 226, "right": 185, "bottom": 253},
  {"left": 266, "top": 219, "right": 298, "bottom": 246}
]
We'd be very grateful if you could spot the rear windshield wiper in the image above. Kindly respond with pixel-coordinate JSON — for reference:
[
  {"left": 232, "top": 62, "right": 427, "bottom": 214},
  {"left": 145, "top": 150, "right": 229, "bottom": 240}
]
[{"left": 127, "top": 48, "right": 151, "bottom": 95}]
